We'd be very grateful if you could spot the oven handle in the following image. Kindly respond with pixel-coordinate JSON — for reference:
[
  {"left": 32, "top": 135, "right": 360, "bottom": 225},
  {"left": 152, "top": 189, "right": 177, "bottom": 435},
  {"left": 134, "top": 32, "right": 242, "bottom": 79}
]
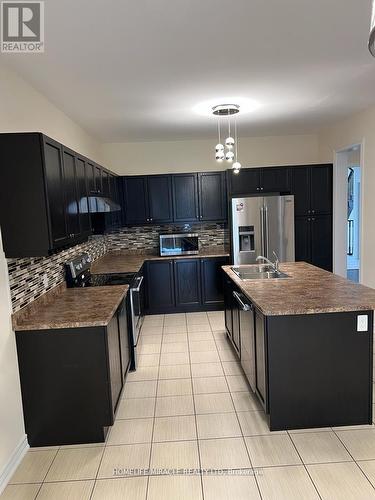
[{"left": 131, "top": 276, "right": 144, "bottom": 293}]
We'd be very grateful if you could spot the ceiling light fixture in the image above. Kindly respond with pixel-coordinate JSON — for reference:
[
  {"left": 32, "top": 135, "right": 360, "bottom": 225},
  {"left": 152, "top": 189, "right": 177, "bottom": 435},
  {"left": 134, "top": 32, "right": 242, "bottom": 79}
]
[
  {"left": 212, "top": 104, "right": 242, "bottom": 173},
  {"left": 370, "top": 0, "right": 375, "bottom": 56}
]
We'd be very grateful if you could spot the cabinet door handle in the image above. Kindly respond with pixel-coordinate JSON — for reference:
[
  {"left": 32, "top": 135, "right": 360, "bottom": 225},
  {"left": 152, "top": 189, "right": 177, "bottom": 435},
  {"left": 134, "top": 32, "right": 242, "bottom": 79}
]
[
  {"left": 307, "top": 218, "right": 311, "bottom": 222},
  {"left": 233, "top": 291, "right": 251, "bottom": 311},
  {"left": 311, "top": 217, "right": 315, "bottom": 221},
  {"left": 260, "top": 187, "right": 264, "bottom": 191},
  {"left": 150, "top": 218, "right": 153, "bottom": 222},
  {"left": 256, "top": 187, "right": 260, "bottom": 191},
  {"left": 311, "top": 210, "right": 315, "bottom": 214}
]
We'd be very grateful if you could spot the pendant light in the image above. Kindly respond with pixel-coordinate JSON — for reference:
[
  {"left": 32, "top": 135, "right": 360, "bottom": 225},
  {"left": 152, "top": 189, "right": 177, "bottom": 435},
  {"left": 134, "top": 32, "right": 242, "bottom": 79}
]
[
  {"left": 212, "top": 104, "right": 242, "bottom": 173},
  {"left": 370, "top": 0, "right": 375, "bottom": 56}
]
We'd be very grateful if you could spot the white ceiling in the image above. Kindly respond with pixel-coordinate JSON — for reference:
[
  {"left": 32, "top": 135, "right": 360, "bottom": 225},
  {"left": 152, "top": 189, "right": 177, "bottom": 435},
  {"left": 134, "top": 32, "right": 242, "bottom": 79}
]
[{"left": 2, "top": 0, "right": 375, "bottom": 142}]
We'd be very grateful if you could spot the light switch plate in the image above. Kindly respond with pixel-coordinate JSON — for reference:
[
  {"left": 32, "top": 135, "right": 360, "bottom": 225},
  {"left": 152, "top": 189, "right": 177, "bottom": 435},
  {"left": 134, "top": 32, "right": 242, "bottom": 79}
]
[{"left": 357, "top": 314, "right": 368, "bottom": 332}]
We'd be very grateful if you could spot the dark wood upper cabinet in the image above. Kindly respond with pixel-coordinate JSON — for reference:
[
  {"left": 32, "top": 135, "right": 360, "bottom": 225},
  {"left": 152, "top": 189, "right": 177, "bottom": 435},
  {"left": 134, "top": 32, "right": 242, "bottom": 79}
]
[
  {"left": 172, "top": 173, "right": 199, "bottom": 222},
  {"left": 43, "top": 137, "right": 70, "bottom": 249},
  {"left": 229, "top": 168, "right": 261, "bottom": 195},
  {"left": 198, "top": 172, "right": 227, "bottom": 221},
  {"left": 310, "top": 165, "right": 333, "bottom": 215},
  {"left": 261, "top": 167, "right": 290, "bottom": 193},
  {"left": 291, "top": 167, "right": 311, "bottom": 216},
  {"left": 123, "top": 176, "right": 149, "bottom": 224},
  {"left": 174, "top": 259, "right": 201, "bottom": 307},
  {"left": 62, "top": 147, "right": 81, "bottom": 240},
  {"left": 147, "top": 175, "right": 173, "bottom": 223},
  {"left": 75, "top": 156, "right": 92, "bottom": 236}
]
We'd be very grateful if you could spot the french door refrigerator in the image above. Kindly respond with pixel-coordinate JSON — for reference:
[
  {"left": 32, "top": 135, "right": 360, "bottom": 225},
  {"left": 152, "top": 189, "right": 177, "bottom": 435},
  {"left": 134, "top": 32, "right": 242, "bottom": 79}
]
[{"left": 231, "top": 195, "right": 295, "bottom": 265}]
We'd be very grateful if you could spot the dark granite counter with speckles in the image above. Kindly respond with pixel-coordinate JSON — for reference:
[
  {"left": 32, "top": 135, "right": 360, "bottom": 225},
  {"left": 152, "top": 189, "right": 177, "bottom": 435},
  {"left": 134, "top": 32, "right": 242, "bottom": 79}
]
[
  {"left": 91, "top": 247, "right": 230, "bottom": 275},
  {"left": 12, "top": 285, "right": 128, "bottom": 331},
  {"left": 222, "top": 262, "right": 375, "bottom": 316}
]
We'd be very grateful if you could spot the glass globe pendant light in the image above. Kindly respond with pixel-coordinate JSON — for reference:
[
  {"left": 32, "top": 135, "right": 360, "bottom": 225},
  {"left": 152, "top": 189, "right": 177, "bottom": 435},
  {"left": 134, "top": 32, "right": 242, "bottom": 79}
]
[
  {"left": 212, "top": 104, "right": 241, "bottom": 166},
  {"left": 215, "top": 119, "right": 224, "bottom": 163},
  {"left": 232, "top": 117, "right": 242, "bottom": 174},
  {"left": 370, "top": 0, "right": 375, "bottom": 56}
]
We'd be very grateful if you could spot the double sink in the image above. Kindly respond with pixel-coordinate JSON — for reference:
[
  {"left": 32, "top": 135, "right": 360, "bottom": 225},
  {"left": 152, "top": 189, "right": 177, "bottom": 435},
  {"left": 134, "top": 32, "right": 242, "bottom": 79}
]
[{"left": 231, "top": 264, "right": 290, "bottom": 280}]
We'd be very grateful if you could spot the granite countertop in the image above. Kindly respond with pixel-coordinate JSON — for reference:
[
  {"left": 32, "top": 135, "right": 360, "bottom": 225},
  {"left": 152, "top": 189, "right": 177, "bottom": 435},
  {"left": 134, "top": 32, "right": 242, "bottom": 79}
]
[
  {"left": 223, "top": 262, "right": 375, "bottom": 316},
  {"left": 12, "top": 284, "right": 128, "bottom": 331},
  {"left": 91, "top": 247, "right": 230, "bottom": 275}
]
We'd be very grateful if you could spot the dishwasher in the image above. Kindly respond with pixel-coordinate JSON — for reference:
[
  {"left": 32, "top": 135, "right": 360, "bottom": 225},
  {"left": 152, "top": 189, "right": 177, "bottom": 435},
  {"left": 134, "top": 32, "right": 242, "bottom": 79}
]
[{"left": 232, "top": 291, "right": 256, "bottom": 392}]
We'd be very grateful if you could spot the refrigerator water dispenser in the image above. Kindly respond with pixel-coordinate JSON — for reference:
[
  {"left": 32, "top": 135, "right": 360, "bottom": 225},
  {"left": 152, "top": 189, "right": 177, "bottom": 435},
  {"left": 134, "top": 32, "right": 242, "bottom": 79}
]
[{"left": 239, "top": 226, "right": 255, "bottom": 253}]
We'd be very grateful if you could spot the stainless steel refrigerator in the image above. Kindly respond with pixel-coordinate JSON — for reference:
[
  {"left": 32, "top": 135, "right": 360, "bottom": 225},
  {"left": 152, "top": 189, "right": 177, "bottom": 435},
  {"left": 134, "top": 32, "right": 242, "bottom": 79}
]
[{"left": 231, "top": 195, "right": 295, "bottom": 265}]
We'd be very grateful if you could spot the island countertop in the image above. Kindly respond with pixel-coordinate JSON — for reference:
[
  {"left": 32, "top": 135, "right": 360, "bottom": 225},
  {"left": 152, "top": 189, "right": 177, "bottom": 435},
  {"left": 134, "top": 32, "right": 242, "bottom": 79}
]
[
  {"left": 12, "top": 284, "right": 128, "bottom": 331},
  {"left": 222, "top": 262, "right": 375, "bottom": 316},
  {"left": 91, "top": 247, "right": 230, "bottom": 275}
]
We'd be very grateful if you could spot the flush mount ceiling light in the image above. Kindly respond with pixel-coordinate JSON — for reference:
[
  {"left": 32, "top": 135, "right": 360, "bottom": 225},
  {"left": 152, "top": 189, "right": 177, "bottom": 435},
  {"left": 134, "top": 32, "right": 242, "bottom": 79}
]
[
  {"left": 193, "top": 97, "right": 260, "bottom": 117},
  {"left": 370, "top": 0, "right": 375, "bottom": 56},
  {"left": 213, "top": 104, "right": 242, "bottom": 174}
]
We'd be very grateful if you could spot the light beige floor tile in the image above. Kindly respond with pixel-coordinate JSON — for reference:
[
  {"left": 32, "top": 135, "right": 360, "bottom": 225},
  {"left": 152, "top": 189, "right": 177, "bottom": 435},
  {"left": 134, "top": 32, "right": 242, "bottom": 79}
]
[
  {"left": 332, "top": 423, "right": 375, "bottom": 431},
  {"left": 45, "top": 447, "right": 103, "bottom": 482},
  {"left": 10, "top": 450, "right": 57, "bottom": 484},
  {"left": 307, "top": 462, "right": 375, "bottom": 500},
  {"left": 59, "top": 442, "right": 105, "bottom": 450},
  {"left": 160, "top": 352, "right": 189, "bottom": 366},
  {"left": 189, "top": 340, "right": 217, "bottom": 352},
  {"left": 127, "top": 366, "right": 159, "bottom": 382},
  {"left": 123, "top": 381, "right": 157, "bottom": 399},
  {"left": 186, "top": 312, "right": 209, "bottom": 324},
  {"left": 158, "top": 364, "right": 191, "bottom": 379},
  {"left": 231, "top": 391, "right": 262, "bottom": 412},
  {"left": 147, "top": 475, "right": 202, "bottom": 500},
  {"left": 222, "top": 361, "right": 243, "bottom": 376},
  {"left": 226, "top": 375, "right": 249, "bottom": 392},
  {"left": 143, "top": 315, "right": 164, "bottom": 326},
  {"left": 288, "top": 427, "right": 332, "bottom": 433},
  {"left": 150, "top": 440, "right": 199, "bottom": 470},
  {"left": 237, "top": 411, "right": 285, "bottom": 436},
  {"left": 197, "top": 412, "right": 241, "bottom": 439},
  {"left": 216, "top": 339, "right": 235, "bottom": 351},
  {"left": 153, "top": 415, "right": 196, "bottom": 442},
  {"left": 138, "top": 343, "right": 161, "bottom": 355},
  {"left": 187, "top": 331, "right": 214, "bottom": 342},
  {"left": 116, "top": 397, "right": 155, "bottom": 419},
  {"left": 187, "top": 323, "right": 211, "bottom": 333},
  {"left": 141, "top": 326, "right": 163, "bottom": 336},
  {"left": 218, "top": 348, "right": 238, "bottom": 362},
  {"left": 0, "top": 483, "right": 41, "bottom": 500},
  {"left": 92, "top": 477, "right": 148, "bottom": 500},
  {"left": 190, "top": 350, "right": 220, "bottom": 364},
  {"left": 162, "top": 334, "right": 188, "bottom": 343},
  {"left": 207, "top": 311, "right": 225, "bottom": 320},
  {"left": 36, "top": 480, "right": 94, "bottom": 500},
  {"left": 202, "top": 474, "right": 261, "bottom": 500},
  {"left": 139, "top": 335, "right": 162, "bottom": 345},
  {"left": 157, "top": 378, "right": 192, "bottom": 397},
  {"left": 108, "top": 418, "right": 153, "bottom": 445},
  {"left": 192, "top": 376, "right": 228, "bottom": 394},
  {"left": 199, "top": 437, "right": 251, "bottom": 469},
  {"left": 291, "top": 431, "right": 352, "bottom": 464},
  {"left": 98, "top": 443, "right": 151, "bottom": 478},
  {"left": 161, "top": 342, "right": 188, "bottom": 353},
  {"left": 194, "top": 393, "right": 234, "bottom": 414},
  {"left": 257, "top": 465, "right": 319, "bottom": 500},
  {"left": 335, "top": 428, "right": 375, "bottom": 460},
  {"left": 163, "top": 325, "right": 187, "bottom": 334},
  {"left": 155, "top": 395, "right": 194, "bottom": 417},
  {"left": 245, "top": 434, "right": 302, "bottom": 467},
  {"left": 212, "top": 330, "right": 227, "bottom": 340},
  {"left": 191, "top": 362, "right": 224, "bottom": 378},
  {"left": 164, "top": 315, "right": 186, "bottom": 326},
  {"left": 137, "top": 354, "right": 160, "bottom": 367},
  {"left": 210, "top": 322, "right": 226, "bottom": 331},
  {"left": 357, "top": 460, "right": 375, "bottom": 488},
  {"left": 187, "top": 311, "right": 208, "bottom": 318}
]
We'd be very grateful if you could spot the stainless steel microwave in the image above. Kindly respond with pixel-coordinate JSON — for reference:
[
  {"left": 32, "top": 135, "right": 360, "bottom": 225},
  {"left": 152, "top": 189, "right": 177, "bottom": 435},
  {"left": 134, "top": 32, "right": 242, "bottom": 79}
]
[{"left": 159, "top": 233, "right": 199, "bottom": 257}]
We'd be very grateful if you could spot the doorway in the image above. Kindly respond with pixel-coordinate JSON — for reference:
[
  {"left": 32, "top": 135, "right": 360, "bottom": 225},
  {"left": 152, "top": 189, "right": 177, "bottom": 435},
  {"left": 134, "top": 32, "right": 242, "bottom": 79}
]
[{"left": 334, "top": 144, "right": 362, "bottom": 282}]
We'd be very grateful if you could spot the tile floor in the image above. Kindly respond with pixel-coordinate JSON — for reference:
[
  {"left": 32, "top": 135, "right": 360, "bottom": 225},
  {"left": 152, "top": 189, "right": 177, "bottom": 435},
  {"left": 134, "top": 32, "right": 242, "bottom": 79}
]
[{"left": 2, "top": 311, "right": 375, "bottom": 499}]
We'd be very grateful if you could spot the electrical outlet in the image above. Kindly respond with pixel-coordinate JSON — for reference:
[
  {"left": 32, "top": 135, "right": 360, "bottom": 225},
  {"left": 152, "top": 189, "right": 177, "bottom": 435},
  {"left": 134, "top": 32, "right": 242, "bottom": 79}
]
[
  {"left": 42, "top": 274, "right": 49, "bottom": 288},
  {"left": 357, "top": 314, "right": 368, "bottom": 332}
]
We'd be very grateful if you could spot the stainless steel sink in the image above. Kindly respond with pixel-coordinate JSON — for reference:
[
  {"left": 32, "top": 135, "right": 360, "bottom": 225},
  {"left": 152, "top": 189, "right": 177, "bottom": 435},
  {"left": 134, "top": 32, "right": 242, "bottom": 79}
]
[{"left": 231, "top": 266, "right": 290, "bottom": 280}]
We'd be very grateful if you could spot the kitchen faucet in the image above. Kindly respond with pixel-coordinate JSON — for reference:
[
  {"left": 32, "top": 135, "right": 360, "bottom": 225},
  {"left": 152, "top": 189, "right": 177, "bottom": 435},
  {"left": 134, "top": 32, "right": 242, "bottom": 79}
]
[{"left": 256, "top": 251, "right": 280, "bottom": 272}]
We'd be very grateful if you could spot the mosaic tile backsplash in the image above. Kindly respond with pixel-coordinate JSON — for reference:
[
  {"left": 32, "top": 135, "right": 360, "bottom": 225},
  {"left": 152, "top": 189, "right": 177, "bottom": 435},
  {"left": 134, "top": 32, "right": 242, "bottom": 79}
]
[
  {"left": 7, "top": 236, "right": 108, "bottom": 312},
  {"left": 106, "top": 223, "right": 228, "bottom": 253},
  {"left": 7, "top": 223, "right": 227, "bottom": 312}
]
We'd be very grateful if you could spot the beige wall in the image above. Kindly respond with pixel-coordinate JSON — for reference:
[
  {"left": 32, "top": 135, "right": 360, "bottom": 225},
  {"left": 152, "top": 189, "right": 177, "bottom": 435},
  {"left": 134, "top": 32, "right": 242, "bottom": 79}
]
[
  {"left": 318, "top": 105, "right": 375, "bottom": 287},
  {"left": 0, "top": 65, "right": 101, "bottom": 489},
  {"left": 100, "top": 134, "right": 319, "bottom": 175}
]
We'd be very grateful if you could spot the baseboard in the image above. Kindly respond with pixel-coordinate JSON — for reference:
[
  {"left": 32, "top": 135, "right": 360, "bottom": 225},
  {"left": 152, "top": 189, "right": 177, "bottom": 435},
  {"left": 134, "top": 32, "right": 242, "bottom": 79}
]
[{"left": 0, "top": 435, "right": 29, "bottom": 495}]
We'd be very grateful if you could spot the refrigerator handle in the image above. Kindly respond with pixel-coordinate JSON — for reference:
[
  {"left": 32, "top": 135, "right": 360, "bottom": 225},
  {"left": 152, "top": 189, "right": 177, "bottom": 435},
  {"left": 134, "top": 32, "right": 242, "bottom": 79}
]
[
  {"left": 260, "top": 206, "right": 265, "bottom": 256},
  {"left": 264, "top": 205, "right": 269, "bottom": 258}
]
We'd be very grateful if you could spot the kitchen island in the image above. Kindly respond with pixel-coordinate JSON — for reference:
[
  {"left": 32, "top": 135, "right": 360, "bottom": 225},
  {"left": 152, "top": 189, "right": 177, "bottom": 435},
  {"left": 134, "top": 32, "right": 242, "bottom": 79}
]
[{"left": 222, "top": 262, "right": 375, "bottom": 431}]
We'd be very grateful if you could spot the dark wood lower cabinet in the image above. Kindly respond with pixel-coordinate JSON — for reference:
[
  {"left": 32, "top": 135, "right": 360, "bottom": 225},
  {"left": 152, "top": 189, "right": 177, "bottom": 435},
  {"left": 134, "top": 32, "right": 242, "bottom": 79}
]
[
  {"left": 145, "top": 257, "right": 229, "bottom": 314},
  {"left": 15, "top": 298, "right": 129, "bottom": 447},
  {"left": 295, "top": 215, "right": 333, "bottom": 271}
]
